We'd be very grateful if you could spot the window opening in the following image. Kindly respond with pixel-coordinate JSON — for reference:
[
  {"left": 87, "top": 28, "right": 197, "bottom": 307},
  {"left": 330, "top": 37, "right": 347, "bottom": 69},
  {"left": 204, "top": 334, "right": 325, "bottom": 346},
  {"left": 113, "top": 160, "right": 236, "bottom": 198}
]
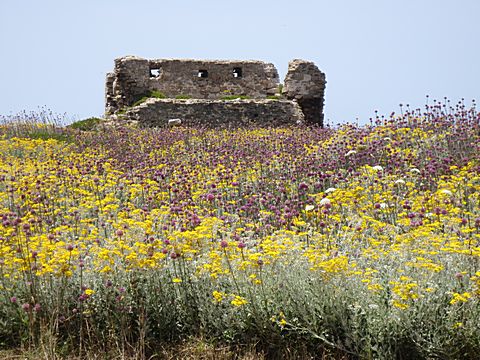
[
  {"left": 198, "top": 69, "right": 208, "bottom": 78},
  {"left": 150, "top": 68, "right": 161, "bottom": 78},
  {"left": 233, "top": 67, "right": 243, "bottom": 78}
]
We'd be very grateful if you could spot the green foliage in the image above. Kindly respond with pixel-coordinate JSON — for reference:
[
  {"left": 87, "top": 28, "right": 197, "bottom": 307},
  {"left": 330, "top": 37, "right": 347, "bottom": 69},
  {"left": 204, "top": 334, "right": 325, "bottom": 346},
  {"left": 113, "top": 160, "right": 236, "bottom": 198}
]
[
  {"left": 266, "top": 95, "right": 281, "bottom": 100},
  {"left": 131, "top": 97, "right": 149, "bottom": 107},
  {"left": 132, "top": 90, "right": 167, "bottom": 107},
  {"left": 149, "top": 90, "right": 166, "bottom": 99},
  {"left": 23, "top": 129, "right": 72, "bottom": 142},
  {"left": 68, "top": 117, "right": 103, "bottom": 131},
  {"left": 221, "top": 95, "right": 251, "bottom": 100}
]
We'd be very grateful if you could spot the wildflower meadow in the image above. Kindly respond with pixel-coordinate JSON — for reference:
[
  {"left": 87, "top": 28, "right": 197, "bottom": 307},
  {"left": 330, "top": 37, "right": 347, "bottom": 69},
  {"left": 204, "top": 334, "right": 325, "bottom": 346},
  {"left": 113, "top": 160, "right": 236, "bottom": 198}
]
[{"left": 0, "top": 100, "right": 479, "bottom": 359}]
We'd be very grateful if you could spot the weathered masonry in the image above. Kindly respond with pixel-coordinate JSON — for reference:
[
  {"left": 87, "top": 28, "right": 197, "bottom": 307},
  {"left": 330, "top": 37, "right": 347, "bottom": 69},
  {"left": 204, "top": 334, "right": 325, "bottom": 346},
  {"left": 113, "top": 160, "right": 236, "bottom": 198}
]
[{"left": 105, "top": 56, "right": 326, "bottom": 127}]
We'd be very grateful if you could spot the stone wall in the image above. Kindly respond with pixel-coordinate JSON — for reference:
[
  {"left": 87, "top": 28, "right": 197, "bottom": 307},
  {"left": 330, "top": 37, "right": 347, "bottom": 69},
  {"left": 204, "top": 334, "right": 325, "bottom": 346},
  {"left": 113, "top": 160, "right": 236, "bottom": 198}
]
[
  {"left": 105, "top": 56, "right": 326, "bottom": 127},
  {"left": 119, "top": 98, "right": 304, "bottom": 128},
  {"left": 106, "top": 56, "right": 280, "bottom": 113}
]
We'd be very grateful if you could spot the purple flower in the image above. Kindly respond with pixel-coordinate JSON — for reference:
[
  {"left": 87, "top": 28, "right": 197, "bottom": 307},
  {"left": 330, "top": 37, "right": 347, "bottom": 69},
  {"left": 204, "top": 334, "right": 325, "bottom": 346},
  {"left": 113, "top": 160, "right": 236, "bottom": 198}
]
[{"left": 298, "top": 182, "right": 308, "bottom": 191}]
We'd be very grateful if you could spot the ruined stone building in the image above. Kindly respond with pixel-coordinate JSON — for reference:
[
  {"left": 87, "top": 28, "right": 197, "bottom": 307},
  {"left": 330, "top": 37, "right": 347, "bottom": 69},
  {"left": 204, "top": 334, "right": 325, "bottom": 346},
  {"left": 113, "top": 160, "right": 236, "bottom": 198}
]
[{"left": 105, "top": 56, "right": 326, "bottom": 127}]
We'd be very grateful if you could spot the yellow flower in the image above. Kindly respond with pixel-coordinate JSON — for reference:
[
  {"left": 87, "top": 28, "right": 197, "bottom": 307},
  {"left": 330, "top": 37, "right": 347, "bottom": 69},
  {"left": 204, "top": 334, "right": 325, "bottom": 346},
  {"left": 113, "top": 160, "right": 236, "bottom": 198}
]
[
  {"left": 277, "top": 311, "right": 287, "bottom": 327},
  {"left": 450, "top": 292, "right": 471, "bottom": 305},
  {"left": 230, "top": 295, "right": 248, "bottom": 307},
  {"left": 85, "top": 289, "right": 95, "bottom": 296},
  {"left": 99, "top": 265, "right": 112, "bottom": 273},
  {"left": 392, "top": 300, "right": 409, "bottom": 310},
  {"left": 172, "top": 278, "right": 182, "bottom": 283},
  {"left": 293, "top": 219, "right": 307, "bottom": 227},
  {"left": 212, "top": 290, "right": 225, "bottom": 302},
  {"left": 367, "top": 283, "right": 384, "bottom": 292}
]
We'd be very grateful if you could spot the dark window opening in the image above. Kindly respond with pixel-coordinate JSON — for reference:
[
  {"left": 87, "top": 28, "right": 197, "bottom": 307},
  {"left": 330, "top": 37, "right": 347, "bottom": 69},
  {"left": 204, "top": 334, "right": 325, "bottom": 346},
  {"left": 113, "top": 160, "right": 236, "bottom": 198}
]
[
  {"left": 233, "top": 67, "right": 243, "bottom": 78},
  {"left": 198, "top": 69, "right": 208, "bottom": 78},
  {"left": 150, "top": 68, "right": 161, "bottom": 78}
]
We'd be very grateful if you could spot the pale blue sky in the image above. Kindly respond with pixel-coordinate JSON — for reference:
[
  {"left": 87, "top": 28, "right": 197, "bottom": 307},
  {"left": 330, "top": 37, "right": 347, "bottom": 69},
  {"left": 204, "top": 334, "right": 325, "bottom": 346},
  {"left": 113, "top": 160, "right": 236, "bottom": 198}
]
[{"left": 1, "top": 0, "right": 479, "bottom": 124}]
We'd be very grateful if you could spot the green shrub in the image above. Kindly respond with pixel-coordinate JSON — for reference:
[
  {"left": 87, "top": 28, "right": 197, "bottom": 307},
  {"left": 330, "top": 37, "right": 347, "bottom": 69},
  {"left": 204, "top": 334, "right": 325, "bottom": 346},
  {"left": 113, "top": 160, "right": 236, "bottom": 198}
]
[{"left": 68, "top": 117, "right": 103, "bottom": 131}]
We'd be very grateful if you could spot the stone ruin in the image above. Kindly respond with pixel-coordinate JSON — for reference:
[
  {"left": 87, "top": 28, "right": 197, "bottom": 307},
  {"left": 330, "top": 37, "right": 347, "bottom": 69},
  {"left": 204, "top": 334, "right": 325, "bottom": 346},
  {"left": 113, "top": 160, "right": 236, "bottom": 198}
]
[{"left": 105, "top": 56, "right": 326, "bottom": 127}]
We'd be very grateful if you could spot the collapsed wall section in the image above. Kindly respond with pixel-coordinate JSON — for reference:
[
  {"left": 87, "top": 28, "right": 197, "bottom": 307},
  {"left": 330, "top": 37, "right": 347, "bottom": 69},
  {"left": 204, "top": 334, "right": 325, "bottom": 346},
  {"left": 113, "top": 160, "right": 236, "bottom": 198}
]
[
  {"left": 106, "top": 56, "right": 151, "bottom": 114},
  {"left": 120, "top": 99, "right": 304, "bottom": 128},
  {"left": 283, "top": 59, "right": 326, "bottom": 126}
]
